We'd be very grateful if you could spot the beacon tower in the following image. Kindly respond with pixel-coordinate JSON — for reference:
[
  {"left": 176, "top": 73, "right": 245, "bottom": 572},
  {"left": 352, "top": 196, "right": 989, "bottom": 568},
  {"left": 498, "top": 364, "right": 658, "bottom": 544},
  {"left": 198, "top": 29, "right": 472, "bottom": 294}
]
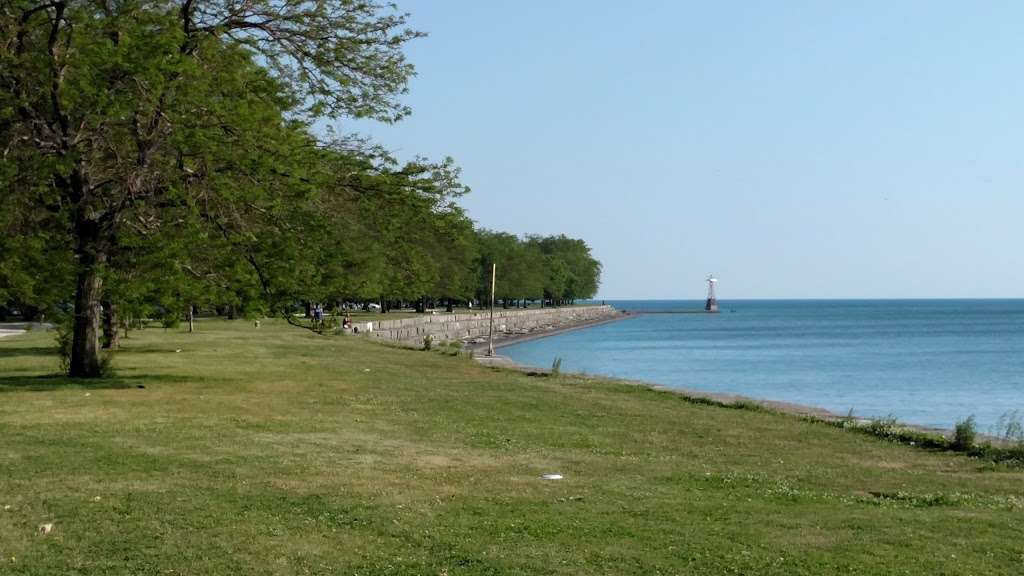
[{"left": 705, "top": 275, "right": 719, "bottom": 313}]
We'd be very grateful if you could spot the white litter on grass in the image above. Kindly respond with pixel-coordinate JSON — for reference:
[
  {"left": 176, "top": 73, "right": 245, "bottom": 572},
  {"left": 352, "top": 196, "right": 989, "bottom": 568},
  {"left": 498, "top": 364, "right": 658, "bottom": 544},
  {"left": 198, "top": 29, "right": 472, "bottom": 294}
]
[
  {"left": 540, "top": 473, "right": 563, "bottom": 480},
  {"left": 363, "top": 368, "right": 371, "bottom": 372},
  {"left": 92, "top": 496, "right": 101, "bottom": 502},
  {"left": 3, "top": 504, "right": 11, "bottom": 511},
  {"left": 38, "top": 523, "right": 54, "bottom": 536},
  {"left": 84, "top": 393, "right": 91, "bottom": 397},
  {"left": 175, "top": 349, "right": 182, "bottom": 353}
]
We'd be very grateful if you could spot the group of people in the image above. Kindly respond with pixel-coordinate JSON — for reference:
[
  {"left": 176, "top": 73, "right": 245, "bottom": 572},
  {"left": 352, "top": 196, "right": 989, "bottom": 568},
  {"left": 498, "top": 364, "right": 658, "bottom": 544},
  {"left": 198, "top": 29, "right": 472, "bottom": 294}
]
[{"left": 310, "top": 304, "right": 354, "bottom": 331}]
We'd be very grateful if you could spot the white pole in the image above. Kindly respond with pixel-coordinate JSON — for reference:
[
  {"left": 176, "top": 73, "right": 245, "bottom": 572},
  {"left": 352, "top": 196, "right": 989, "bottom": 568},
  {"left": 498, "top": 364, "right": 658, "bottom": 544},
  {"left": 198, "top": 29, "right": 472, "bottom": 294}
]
[{"left": 487, "top": 263, "right": 496, "bottom": 356}]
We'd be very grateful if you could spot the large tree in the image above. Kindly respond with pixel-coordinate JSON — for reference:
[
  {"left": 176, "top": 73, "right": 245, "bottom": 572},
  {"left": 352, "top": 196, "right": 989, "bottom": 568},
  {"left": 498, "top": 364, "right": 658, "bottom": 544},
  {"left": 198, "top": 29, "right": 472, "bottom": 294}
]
[{"left": 0, "top": 1, "right": 421, "bottom": 376}]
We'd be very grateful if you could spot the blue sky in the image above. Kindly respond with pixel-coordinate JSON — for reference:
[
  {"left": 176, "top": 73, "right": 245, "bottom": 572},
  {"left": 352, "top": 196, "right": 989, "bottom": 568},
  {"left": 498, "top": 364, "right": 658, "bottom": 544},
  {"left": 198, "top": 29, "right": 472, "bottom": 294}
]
[{"left": 346, "top": 1, "right": 1024, "bottom": 299}]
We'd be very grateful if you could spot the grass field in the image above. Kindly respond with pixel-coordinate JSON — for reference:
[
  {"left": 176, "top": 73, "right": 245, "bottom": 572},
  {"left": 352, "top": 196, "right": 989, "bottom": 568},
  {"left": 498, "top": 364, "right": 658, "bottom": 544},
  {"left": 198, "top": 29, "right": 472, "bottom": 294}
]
[{"left": 1, "top": 320, "right": 1023, "bottom": 575}]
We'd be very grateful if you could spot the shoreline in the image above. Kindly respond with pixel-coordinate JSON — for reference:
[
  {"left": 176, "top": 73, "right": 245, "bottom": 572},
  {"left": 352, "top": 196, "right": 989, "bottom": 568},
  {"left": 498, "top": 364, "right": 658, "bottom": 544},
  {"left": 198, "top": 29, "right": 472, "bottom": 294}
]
[
  {"left": 0, "top": 315, "right": 966, "bottom": 440},
  {"left": 483, "top": 353, "right": 958, "bottom": 438},
  {"left": 491, "top": 310, "right": 637, "bottom": 350},
  {"left": 478, "top": 349, "right": 843, "bottom": 421},
  {"left": 464, "top": 309, "right": 636, "bottom": 354},
  {"left": 472, "top": 314, "right": 958, "bottom": 439}
]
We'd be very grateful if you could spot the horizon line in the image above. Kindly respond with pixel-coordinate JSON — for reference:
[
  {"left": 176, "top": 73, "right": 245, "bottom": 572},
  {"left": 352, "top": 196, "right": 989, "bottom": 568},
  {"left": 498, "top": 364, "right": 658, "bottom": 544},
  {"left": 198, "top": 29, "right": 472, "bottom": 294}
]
[{"left": 591, "top": 297, "right": 1024, "bottom": 301}]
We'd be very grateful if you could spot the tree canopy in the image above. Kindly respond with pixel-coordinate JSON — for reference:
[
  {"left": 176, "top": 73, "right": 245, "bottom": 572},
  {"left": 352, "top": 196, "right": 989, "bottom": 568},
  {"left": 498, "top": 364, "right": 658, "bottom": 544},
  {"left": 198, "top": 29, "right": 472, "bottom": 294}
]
[
  {"left": 0, "top": 1, "right": 601, "bottom": 377},
  {"left": 473, "top": 231, "right": 601, "bottom": 308}
]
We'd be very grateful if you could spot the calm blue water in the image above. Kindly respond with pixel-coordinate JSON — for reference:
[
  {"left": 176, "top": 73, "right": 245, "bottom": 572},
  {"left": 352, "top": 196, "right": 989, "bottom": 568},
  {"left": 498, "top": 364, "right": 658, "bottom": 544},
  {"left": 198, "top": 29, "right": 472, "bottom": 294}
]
[{"left": 502, "top": 300, "right": 1024, "bottom": 430}]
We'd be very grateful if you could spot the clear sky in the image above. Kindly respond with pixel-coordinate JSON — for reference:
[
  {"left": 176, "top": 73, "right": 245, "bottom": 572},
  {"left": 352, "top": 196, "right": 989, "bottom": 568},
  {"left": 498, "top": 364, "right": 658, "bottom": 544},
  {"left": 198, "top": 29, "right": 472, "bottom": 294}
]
[{"left": 345, "top": 0, "right": 1024, "bottom": 299}]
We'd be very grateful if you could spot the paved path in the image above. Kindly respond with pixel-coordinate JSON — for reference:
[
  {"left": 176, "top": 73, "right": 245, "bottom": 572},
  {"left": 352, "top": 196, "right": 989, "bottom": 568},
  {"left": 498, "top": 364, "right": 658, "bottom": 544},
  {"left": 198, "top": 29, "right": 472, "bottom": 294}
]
[{"left": 0, "top": 322, "right": 49, "bottom": 340}]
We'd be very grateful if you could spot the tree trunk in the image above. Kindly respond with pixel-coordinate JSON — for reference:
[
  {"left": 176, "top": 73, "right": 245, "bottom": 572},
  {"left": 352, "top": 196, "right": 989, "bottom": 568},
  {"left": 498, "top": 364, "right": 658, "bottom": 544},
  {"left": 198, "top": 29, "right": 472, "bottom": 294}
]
[
  {"left": 102, "top": 299, "right": 119, "bottom": 350},
  {"left": 70, "top": 262, "right": 104, "bottom": 378},
  {"left": 69, "top": 199, "right": 106, "bottom": 378},
  {"left": 188, "top": 304, "right": 195, "bottom": 333}
]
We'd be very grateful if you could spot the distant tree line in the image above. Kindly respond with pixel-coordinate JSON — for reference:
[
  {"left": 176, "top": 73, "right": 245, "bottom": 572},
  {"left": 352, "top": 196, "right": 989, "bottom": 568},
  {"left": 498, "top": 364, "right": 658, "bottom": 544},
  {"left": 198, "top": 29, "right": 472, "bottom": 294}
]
[
  {"left": 474, "top": 232, "right": 601, "bottom": 309},
  {"left": 0, "top": 1, "right": 600, "bottom": 377},
  {"left": 380, "top": 229, "right": 602, "bottom": 314}
]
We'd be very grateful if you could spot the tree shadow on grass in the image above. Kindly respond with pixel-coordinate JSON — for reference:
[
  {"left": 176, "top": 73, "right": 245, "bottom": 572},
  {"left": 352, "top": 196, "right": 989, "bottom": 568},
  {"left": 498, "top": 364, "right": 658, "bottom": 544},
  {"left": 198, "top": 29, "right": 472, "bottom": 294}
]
[
  {"left": 0, "top": 346, "right": 57, "bottom": 359},
  {"left": 0, "top": 373, "right": 183, "bottom": 393},
  {"left": 121, "top": 346, "right": 190, "bottom": 354}
]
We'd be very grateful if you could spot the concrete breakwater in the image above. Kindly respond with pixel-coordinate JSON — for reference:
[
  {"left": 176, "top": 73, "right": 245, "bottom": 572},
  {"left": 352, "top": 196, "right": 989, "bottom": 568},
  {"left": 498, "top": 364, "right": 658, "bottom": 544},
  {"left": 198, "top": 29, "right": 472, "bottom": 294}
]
[{"left": 365, "top": 305, "right": 621, "bottom": 347}]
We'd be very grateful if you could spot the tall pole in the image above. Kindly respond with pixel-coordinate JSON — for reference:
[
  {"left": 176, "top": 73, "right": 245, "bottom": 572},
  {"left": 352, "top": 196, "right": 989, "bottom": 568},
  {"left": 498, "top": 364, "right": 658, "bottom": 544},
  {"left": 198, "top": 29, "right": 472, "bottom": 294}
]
[{"left": 487, "top": 263, "right": 496, "bottom": 356}]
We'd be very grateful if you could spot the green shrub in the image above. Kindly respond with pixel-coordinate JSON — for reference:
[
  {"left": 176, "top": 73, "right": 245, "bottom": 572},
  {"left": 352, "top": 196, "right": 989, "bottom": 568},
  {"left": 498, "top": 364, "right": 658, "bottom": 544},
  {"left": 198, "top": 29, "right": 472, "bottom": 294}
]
[
  {"left": 731, "top": 400, "right": 764, "bottom": 412},
  {"left": 320, "top": 316, "right": 339, "bottom": 334},
  {"left": 994, "top": 410, "right": 1024, "bottom": 444},
  {"left": 54, "top": 319, "right": 115, "bottom": 377},
  {"left": 55, "top": 322, "right": 73, "bottom": 374},
  {"left": 434, "top": 340, "right": 468, "bottom": 357},
  {"left": 804, "top": 411, "right": 1024, "bottom": 466},
  {"left": 952, "top": 416, "right": 977, "bottom": 452},
  {"left": 98, "top": 351, "right": 116, "bottom": 377},
  {"left": 864, "top": 415, "right": 900, "bottom": 439}
]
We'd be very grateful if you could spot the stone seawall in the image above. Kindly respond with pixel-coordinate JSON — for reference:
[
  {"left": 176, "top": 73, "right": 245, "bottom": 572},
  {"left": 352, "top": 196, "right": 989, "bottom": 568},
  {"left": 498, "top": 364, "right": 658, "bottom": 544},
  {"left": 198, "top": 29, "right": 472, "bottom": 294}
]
[{"left": 364, "top": 305, "right": 619, "bottom": 347}]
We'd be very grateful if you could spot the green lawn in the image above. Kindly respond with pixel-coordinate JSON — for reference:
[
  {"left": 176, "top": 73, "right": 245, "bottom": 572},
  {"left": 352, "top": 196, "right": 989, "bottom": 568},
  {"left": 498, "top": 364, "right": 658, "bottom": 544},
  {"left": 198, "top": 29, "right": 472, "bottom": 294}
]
[{"left": 1, "top": 320, "right": 1022, "bottom": 575}]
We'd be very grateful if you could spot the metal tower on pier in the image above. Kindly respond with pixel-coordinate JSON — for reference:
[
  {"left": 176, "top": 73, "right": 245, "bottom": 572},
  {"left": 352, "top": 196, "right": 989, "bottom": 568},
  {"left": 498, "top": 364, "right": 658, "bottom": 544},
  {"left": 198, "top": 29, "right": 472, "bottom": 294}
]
[{"left": 705, "top": 275, "right": 719, "bottom": 313}]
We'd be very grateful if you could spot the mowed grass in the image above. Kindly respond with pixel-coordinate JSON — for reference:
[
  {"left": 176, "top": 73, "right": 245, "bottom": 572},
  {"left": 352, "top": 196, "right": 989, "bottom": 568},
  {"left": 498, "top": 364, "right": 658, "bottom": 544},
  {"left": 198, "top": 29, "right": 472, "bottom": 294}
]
[{"left": 1, "top": 321, "right": 1023, "bottom": 575}]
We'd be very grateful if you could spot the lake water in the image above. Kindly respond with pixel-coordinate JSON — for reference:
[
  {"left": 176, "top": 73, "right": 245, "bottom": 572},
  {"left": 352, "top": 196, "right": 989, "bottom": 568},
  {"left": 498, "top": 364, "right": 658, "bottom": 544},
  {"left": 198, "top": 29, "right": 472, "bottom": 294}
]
[{"left": 501, "top": 300, "right": 1024, "bottom": 431}]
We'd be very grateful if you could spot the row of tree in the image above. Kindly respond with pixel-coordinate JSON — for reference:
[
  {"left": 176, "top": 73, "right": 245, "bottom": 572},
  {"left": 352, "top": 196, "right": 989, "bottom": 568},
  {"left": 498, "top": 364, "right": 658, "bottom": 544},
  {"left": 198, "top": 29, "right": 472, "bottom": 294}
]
[
  {"left": 475, "top": 232, "right": 601, "bottom": 308},
  {"left": 0, "top": 1, "right": 600, "bottom": 377},
  {"left": 372, "top": 230, "right": 603, "bottom": 314}
]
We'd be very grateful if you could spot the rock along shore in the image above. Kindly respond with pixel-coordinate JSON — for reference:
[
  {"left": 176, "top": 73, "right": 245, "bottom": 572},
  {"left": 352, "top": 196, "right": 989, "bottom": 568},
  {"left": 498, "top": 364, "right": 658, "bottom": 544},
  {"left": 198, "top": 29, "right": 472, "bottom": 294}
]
[{"left": 364, "top": 304, "right": 630, "bottom": 349}]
